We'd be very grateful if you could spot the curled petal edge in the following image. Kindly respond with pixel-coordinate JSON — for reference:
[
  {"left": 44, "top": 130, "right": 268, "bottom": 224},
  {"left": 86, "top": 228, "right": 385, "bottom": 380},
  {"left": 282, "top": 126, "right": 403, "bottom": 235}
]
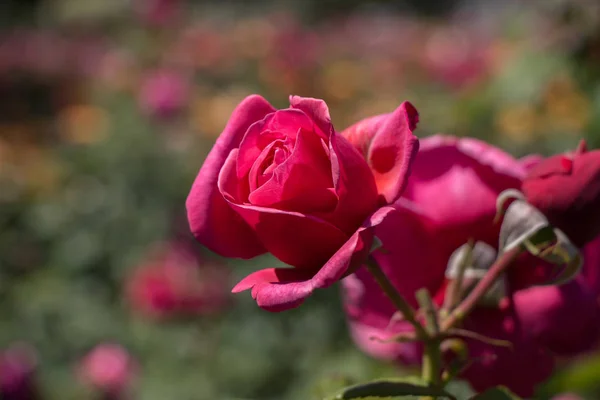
[{"left": 232, "top": 206, "right": 396, "bottom": 311}]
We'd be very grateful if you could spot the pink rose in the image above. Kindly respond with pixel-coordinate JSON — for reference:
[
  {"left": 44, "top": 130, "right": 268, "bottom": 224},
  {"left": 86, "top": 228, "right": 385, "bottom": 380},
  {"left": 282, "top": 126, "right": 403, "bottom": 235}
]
[
  {"left": 340, "top": 135, "right": 600, "bottom": 397},
  {"left": 78, "top": 344, "right": 135, "bottom": 397},
  {"left": 126, "top": 241, "right": 231, "bottom": 318},
  {"left": 186, "top": 95, "right": 419, "bottom": 311}
]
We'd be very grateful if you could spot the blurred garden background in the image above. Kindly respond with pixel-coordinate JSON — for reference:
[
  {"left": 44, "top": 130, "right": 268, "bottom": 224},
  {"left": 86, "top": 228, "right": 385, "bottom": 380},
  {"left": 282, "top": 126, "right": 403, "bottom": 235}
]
[{"left": 1, "top": 0, "right": 600, "bottom": 398}]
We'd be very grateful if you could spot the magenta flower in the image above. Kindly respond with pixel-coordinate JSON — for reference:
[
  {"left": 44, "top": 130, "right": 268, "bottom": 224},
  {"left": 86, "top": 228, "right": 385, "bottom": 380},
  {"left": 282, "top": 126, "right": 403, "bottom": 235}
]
[
  {"left": 0, "top": 344, "right": 38, "bottom": 400},
  {"left": 126, "top": 241, "right": 230, "bottom": 319},
  {"left": 138, "top": 69, "right": 189, "bottom": 119},
  {"left": 186, "top": 96, "right": 419, "bottom": 311},
  {"left": 78, "top": 344, "right": 135, "bottom": 398},
  {"left": 340, "top": 134, "right": 600, "bottom": 397}
]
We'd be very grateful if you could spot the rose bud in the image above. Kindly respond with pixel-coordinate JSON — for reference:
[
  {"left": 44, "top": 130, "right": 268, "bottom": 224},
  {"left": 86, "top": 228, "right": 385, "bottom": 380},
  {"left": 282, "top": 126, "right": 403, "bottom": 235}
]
[
  {"left": 78, "top": 344, "right": 136, "bottom": 399},
  {"left": 186, "top": 95, "right": 418, "bottom": 311},
  {"left": 522, "top": 140, "right": 600, "bottom": 247},
  {"left": 0, "top": 344, "right": 39, "bottom": 400}
]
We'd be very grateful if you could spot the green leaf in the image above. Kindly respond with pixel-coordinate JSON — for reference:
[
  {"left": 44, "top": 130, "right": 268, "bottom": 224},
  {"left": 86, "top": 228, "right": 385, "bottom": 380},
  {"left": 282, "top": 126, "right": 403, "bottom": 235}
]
[
  {"left": 470, "top": 386, "right": 521, "bottom": 400},
  {"left": 327, "top": 377, "right": 457, "bottom": 399}
]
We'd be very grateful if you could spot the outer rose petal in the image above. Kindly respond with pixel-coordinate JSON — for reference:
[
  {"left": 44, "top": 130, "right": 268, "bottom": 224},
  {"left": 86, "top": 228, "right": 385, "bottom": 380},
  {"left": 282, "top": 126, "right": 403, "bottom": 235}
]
[
  {"left": 232, "top": 207, "right": 395, "bottom": 311},
  {"left": 514, "top": 280, "right": 600, "bottom": 355},
  {"left": 186, "top": 95, "right": 275, "bottom": 258},
  {"left": 403, "top": 135, "right": 523, "bottom": 238},
  {"left": 219, "top": 149, "right": 348, "bottom": 268},
  {"left": 461, "top": 308, "right": 555, "bottom": 397},
  {"left": 349, "top": 202, "right": 448, "bottom": 322},
  {"left": 289, "top": 95, "right": 334, "bottom": 137},
  {"left": 341, "top": 102, "right": 420, "bottom": 203},
  {"left": 327, "top": 134, "right": 379, "bottom": 235}
]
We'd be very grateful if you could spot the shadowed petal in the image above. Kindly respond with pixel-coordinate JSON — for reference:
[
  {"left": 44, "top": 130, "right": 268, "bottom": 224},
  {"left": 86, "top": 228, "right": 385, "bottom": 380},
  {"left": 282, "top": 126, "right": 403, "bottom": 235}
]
[{"left": 232, "top": 207, "right": 395, "bottom": 311}]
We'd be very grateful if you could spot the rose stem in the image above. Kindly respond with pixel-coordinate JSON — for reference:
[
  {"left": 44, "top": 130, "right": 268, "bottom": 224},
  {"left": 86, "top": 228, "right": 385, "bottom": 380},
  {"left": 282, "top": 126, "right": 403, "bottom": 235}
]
[
  {"left": 365, "top": 255, "right": 429, "bottom": 340},
  {"left": 441, "top": 247, "right": 521, "bottom": 332},
  {"left": 416, "top": 289, "right": 442, "bottom": 388}
]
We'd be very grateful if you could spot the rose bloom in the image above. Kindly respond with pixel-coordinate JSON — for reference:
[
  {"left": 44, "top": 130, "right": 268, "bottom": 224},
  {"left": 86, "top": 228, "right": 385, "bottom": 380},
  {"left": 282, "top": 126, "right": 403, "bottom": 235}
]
[
  {"left": 78, "top": 343, "right": 135, "bottom": 396},
  {"left": 339, "top": 134, "right": 600, "bottom": 397},
  {"left": 0, "top": 344, "right": 38, "bottom": 400},
  {"left": 186, "top": 95, "right": 419, "bottom": 311},
  {"left": 126, "top": 241, "right": 230, "bottom": 319}
]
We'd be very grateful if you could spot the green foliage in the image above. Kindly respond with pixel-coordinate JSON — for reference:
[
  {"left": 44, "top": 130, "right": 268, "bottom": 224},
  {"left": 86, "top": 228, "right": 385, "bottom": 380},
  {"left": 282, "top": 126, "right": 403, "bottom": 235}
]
[
  {"left": 326, "top": 377, "right": 456, "bottom": 400},
  {"left": 470, "top": 387, "right": 521, "bottom": 400}
]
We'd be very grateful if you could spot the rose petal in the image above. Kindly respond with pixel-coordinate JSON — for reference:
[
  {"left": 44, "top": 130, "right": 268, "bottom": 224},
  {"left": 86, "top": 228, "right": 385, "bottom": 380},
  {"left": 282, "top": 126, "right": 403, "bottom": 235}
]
[
  {"left": 219, "top": 150, "right": 348, "bottom": 268},
  {"left": 325, "top": 134, "right": 379, "bottom": 234},
  {"left": 231, "top": 206, "right": 395, "bottom": 311},
  {"left": 237, "top": 108, "right": 313, "bottom": 179},
  {"left": 346, "top": 203, "right": 448, "bottom": 326},
  {"left": 248, "top": 128, "right": 337, "bottom": 213},
  {"left": 341, "top": 102, "right": 420, "bottom": 203},
  {"left": 403, "top": 135, "right": 523, "bottom": 238},
  {"left": 461, "top": 308, "right": 555, "bottom": 397},
  {"left": 289, "top": 95, "right": 333, "bottom": 138},
  {"left": 514, "top": 280, "right": 600, "bottom": 355},
  {"left": 582, "top": 236, "right": 600, "bottom": 296},
  {"left": 186, "top": 95, "right": 275, "bottom": 258}
]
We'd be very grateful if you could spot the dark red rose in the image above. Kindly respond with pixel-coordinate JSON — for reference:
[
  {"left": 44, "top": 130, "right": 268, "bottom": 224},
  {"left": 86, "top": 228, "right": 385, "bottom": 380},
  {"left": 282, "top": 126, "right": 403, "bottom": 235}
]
[{"left": 522, "top": 141, "right": 600, "bottom": 247}]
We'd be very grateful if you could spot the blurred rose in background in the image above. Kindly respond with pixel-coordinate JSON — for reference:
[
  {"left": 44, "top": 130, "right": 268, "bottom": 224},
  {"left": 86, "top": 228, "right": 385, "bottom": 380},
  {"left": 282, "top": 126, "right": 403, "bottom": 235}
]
[
  {"left": 0, "top": 344, "right": 38, "bottom": 400},
  {"left": 78, "top": 344, "right": 136, "bottom": 399},
  {"left": 126, "top": 241, "right": 230, "bottom": 319}
]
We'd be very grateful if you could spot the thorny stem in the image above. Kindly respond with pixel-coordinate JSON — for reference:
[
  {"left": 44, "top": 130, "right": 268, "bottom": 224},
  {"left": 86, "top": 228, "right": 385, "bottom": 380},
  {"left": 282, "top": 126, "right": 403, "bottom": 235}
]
[
  {"left": 365, "top": 255, "right": 429, "bottom": 340},
  {"left": 441, "top": 247, "right": 522, "bottom": 332}
]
